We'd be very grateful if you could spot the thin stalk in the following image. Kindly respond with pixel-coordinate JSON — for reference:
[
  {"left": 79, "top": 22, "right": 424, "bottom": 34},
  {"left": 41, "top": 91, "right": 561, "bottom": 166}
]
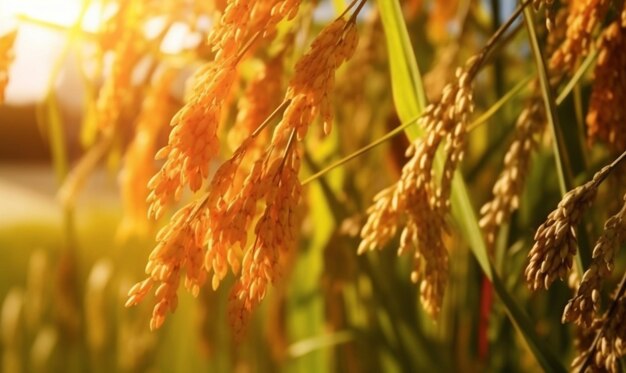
[
  {"left": 555, "top": 48, "right": 598, "bottom": 105},
  {"left": 251, "top": 100, "right": 291, "bottom": 138},
  {"left": 302, "top": 115, "right": 419, "bottom": 185},
  {"left": 467, "top": 75, "right": 533, "bottom": 131},
  {"left": 304, "top": 75, "right": 531, "bottom": 185},
  {"left": 523, "top": 6, "right": 572, "bottom": 194},
  {"left": 467, "top": 0, "right": 532, "bottom": 80}
]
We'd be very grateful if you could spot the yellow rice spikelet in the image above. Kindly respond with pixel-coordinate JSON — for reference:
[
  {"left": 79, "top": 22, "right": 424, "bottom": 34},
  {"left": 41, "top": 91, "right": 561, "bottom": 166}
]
[
  {"left": 126, "top": 202, "right": 209, "bottom": 330},
  {"left": 129, "top": 10, "right": 357, "bottom": 333},
  {"left": 570, "top": 292, "right": 626, "bottom": 372},
  {"left": 359, "top": 61, "right": 475, "bottom": 317},
  {"left": 228, "top": 51, "right": 286, "bottom": 151},
  {"left": 550, "top": 0, "right": 610, "bottom": 75},
  {"left": 95, "top": 0, "right": 146, "bottom": 136},
  {"left": 284, "top": 18, "right": 359, "bottom": 138},
  {"left": 147, "top": 58, "right": 238, "bottom": 219},
  {"left": 586, "top": 10, "right": 626, "bottom": 153},
  {"left": 525, "top": 166, "right": 611, "bottom": 291},
  {"left": 118, "top": 69, "right": 178, "bottom": 239},
  {"left": 209, "top": 0, "right": 300, "bottom": 60},
  {"left": 563, "top": 193, "right": 626, "bottom": 327},
  {"left": 479, "top": 90, "right": 546, "bottom": 249},
  {"left": 222, "top": 17, "right": 358, "bottom": 337},
  {"left": 147, "top": 0, "right": 302, "bottom": 219}
]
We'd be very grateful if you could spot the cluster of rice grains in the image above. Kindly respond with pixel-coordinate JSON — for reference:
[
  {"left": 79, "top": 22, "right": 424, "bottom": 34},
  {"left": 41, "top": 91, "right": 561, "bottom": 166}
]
[
  {"left": 479, "top": 2, "right": 568, "bottom": 252},
  {"left": 479, "top": 91, "right": 546, "bottom": 249},
  {"left": 95, "top": 0, "right": 148, "bottom": 137},
  {"left": 0, "top": 29, "right": 18, "bottom": 105},
  {"left": 359, "top": 56, "right": 478, "bottom": 317},
  {"left": 118, "top": 68, "right": 178, "bottom": 238},
  {"left": 527, "top": 161, "right": 626, "bottom": 372},
  {"left": 127, "top": 0, "right": 362, "bottom": 337},
  {"left": 518, "top": 2, "right": 626, "bottom": 370},
  {"left": 587, "top": 6, "right": 626, "bottom": 153}
]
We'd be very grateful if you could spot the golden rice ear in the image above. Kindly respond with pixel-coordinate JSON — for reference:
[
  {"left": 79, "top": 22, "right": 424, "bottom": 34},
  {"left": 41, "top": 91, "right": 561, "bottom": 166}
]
[
  {"left": 0, "top": 28, "right": 18, "bottom": 105},
  {"left": 480, "top": 90, "right": 545, "bottom": 250},
  {"left": 525, "top": 165, "right": 612, "bottom": 291},
  {"left": 563, "top": 193, "right": 626, "bottom": 327},
  {"left": 358, "top": 51, "right": 478, "bottom": 318},
  {"left": 586, "top": 18, "right": 626, "bottom": 153},
  {"left": 228, "top": 52, "right": 285, "bottom": 152},
  {"left": 222, "top": 14, "right": 361, "bottom": 338},
  {"left": 130, "top": 4, "right": 362, "bottom": 333},
  {"left": 118, "top": 68, "right": 177, "bottom": 241},
  {"left": 146, "top": 59, "right": 236, "bottom": 218},
  {"left": 550, "top": 0, "right": 611, "bottom": 75},
  {"left": 147, "top": 0, "right": 304, "bottom": 218},
  {"left": 95, "top": 0, "right": 146, "bottom": 137},
  {"left": 571, "top": 291, "right": 626, "bottom": 373}
]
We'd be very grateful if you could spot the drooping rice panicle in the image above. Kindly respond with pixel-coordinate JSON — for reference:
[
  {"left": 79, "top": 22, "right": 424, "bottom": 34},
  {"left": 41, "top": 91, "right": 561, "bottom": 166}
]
[
  {"left": 563, "top": 193, "right": 626, "bottom": 327},
  {"left": 118, "top": 68, "right": 177, "bottom": 239},
  {"left": 525, "top": 165, "right": 611, "bottom": 291},
  {"left": 586, "top": 8, "right": 626, "bottom": 153}
]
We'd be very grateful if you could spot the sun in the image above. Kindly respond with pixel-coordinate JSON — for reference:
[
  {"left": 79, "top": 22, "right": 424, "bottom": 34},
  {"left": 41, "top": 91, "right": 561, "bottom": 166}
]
[{"left": 0, "top": 0, "right": 100, "bottom": 30}]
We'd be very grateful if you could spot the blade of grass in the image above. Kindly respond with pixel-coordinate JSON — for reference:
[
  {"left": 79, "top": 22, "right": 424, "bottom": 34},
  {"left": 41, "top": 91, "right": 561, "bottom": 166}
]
[
  {"left": 288, "top": 330, "right": 354, "bottom": 358},
  {"left": 522, "top": 7, "right": 572, "bottom": 194},
  {"left": 377, "top": 0, "right": 426, "bottom": 131},
  {"left": 379, "top": 1, "right": 566, "bottom": 371}
]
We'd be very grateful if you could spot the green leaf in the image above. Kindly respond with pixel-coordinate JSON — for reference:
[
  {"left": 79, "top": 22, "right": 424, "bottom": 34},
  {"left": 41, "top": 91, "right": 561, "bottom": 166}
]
[
  {"left": 523, "top": 7, "right": 572, "bottom": 195},
  {"left": 377, "top": 0, "right": 426, "bottom": 135},
  {"left": 379, "top": 1, "right": 566, "bottom": 371}
]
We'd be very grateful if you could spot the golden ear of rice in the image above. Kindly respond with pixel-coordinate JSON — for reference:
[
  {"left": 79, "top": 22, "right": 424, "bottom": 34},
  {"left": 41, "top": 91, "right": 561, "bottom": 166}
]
[
  {"left": 586, "top": 16, "right": 626, "bottom": 154},
  {"left": 525, "top": 166, "right": 611, "bottom": 291},
  {"left": 95, "top": 0, "right": 146, "bottom": 136},
  {"left": 130, "top": 10, "right": 358, "bottom": 333},
  {"left": 563, "top": 193, "right": 626, "bottom": 327},
  {"left": 225, "top": 16, "right": 359, "bottom": 338},
  {"left": 359, "top": 61, "right": 474, "bottom": 317},
  {"left": 480, "top": 89, "right": 545, "bottom": 250},
  {"left": 118, "top": 68, "right": 177, "bottom": 240},
  {"left": 147, "top": 0, "right": 303, "bottom": 219},
  {"left": 209, "top": 0, "right": 301, "bottom": 60},
  {"left": 147, "top": 59, "right": 237, "bottom": 220},
  {"left": 228, "top": 51, "right": 286, "bottom": 152},
  {"left": 571, "top": 293, "right": 626, "bottom": 373},
  {"left": 125, "top": 202, "right": 208, "bottom": 331},
  {"left": 550, "top": 0, "right": 610, "bottom": 75}
]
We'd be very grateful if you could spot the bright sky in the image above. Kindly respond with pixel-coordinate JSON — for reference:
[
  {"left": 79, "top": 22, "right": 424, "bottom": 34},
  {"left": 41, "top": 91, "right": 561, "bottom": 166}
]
[
  {"left": 0, "top": 0, "right": 102, "bottom": 104},
  {"left": 0, "top": 0, "right": 414, "bottom": 105},
  {"left": 0, "top": 0, "right": 218, "bottom": 106}
]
